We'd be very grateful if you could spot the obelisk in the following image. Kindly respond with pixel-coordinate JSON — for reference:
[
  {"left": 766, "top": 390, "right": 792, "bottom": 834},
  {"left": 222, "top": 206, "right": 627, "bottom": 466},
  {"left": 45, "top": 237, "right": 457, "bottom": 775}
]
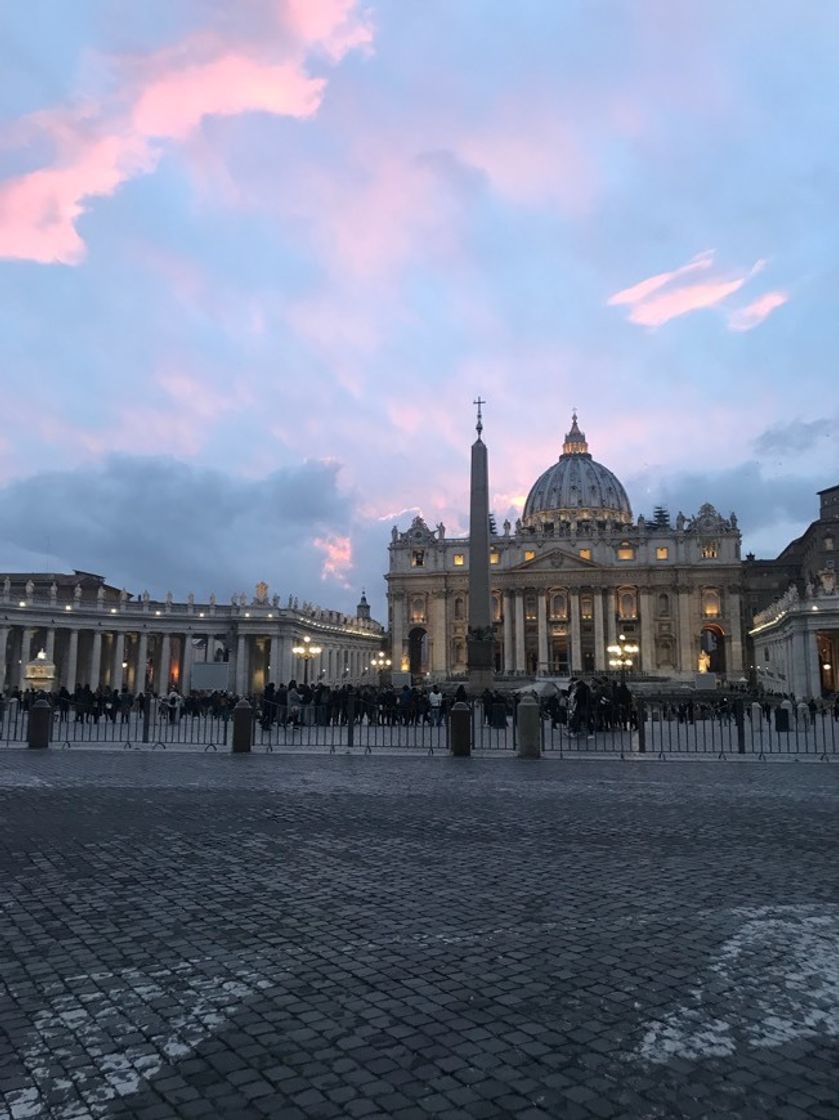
[{"left": 467, "top": 398, "right": 495, "bottom": 690}]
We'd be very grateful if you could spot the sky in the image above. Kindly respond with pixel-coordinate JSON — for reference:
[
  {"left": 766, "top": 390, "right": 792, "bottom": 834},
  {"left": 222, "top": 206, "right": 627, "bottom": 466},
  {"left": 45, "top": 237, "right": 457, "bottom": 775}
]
[{"left": 1, "top": 0, "right": 837, "bottom": 620}]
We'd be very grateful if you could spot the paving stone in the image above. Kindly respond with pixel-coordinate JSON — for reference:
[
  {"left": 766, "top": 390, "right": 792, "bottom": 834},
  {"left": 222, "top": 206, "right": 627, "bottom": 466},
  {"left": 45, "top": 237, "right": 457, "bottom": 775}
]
[{"left": 0, "top": 752, "right": 838, "bottom": 1120}]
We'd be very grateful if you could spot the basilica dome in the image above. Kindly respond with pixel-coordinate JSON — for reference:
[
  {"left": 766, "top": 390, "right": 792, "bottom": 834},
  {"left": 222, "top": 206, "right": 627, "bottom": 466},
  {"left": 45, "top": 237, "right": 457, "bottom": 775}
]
[{"left": 522, "top": 414, "right": 633, "bottom": 527}]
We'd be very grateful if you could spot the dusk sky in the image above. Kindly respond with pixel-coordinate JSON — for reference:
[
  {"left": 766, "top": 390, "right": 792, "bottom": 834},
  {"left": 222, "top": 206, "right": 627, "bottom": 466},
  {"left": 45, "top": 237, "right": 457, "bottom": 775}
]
[{"left": 1, "top": 0, "right": 837, "bottom": 619}]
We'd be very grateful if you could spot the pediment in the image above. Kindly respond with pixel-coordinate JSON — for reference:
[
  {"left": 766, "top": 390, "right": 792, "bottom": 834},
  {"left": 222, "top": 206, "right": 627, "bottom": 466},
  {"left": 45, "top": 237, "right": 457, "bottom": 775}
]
[{"left": 510, "top": 547, "right": 601, "bottom": 573}]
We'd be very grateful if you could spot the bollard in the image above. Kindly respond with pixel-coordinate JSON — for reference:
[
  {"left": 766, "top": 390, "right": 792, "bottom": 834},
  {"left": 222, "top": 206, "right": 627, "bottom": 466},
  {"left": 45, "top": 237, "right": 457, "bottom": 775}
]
[
  {"left": 232, "top": 698, "right": 252, "bottom": 753},
  {"left": 449, "top": 701, "right": 471, "bottom": 757},
  {"left": 28, "top": 697, "right": 51, "bottom": 749},
  {"left": 516, "top": 693, "right": 540, "bottom": 759}
]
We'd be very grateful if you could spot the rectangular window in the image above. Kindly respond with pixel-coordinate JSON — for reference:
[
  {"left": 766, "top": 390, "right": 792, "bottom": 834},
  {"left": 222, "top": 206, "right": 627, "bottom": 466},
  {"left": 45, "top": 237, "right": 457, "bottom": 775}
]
[
  {"left": 579, "top": 548, "right": 592, "bottom": 560},
  {"left": 524, "top": 549, "right": 535, "bottom": 562},
  {"left": 656, "top": 547, "right": 669, "bottom": 560},
  {"left": 617, "top": 546, "right": 635, "bottom": 561},
  {"left": 701, "top": 543, "right": 718, "bottom": 559},
  {"left": 411, "top": 550, "right": 425, "bottom": 567},
  {"left": 490, "top": 551, "right": 500, "bottom": 565},
  {"left": 453, "top": 553, "right": 465, "bottom": 566}
]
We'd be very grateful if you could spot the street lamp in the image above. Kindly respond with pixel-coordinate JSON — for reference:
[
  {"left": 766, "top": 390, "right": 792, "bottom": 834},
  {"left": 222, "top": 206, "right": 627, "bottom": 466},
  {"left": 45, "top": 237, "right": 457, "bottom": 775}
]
[
  {"left": 370, "top": 651, "right": 392, "bottom": 682},
  {"left": 607, "top": 633, "right": 639, "bottom": 682},
  {"left": 291, "top": 635, "right": 322, "bottom": 685}
]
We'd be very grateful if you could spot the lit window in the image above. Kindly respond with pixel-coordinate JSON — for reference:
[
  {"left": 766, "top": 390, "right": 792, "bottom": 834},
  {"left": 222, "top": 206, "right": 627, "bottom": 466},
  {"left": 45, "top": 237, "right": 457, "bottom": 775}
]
[
  {"left": 453, "top": 553, "right": 465, "bottom": 566},
  {"left": 656, "top": 547, "right": 669, "bottom": 560},
  {"left": 490, "top": 551, "right": 500, "bottom": 565},
  {"left": 580, "top": 595, "right": 593, "bottom": 620},
  {"left": 618, "top": 590, "right": 637, "bottom": 620},
  {"left": 525, "top": 595, "right": 537, "bottom": 621},
  {"left": 550, "top": 592, "right": 568, "bottom": 620},
  {"left": 524, "top": 549, "right": 535, "bottom": 562},
  {"left": 701, "top": 542, "right": 718, "bottom": 559},
  {"left": 702, "top": 589, "right": 721, "bottom": 618},
  {"left": 617, "top": 543, "right": 635, "bottom": 561},
  {"left": 579, "top": 548, "right": 592, "bottom": 560},
  {"left": 411, "top": 550, "right": 425, "bottom": 567}
]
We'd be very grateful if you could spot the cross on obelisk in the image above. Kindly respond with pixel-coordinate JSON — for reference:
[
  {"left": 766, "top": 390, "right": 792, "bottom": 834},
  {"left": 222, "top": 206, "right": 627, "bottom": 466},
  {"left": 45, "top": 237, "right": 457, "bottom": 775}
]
[{"left": 467, "top": 397, "right": 494, "bottom": 690}]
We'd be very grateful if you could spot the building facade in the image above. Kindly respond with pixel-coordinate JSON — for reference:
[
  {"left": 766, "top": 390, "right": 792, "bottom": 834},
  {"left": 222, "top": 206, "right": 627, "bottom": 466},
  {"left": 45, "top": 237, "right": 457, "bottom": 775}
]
[
  {"left": 0, "top": 572, "right": 383, "bottom": 695},
  {"left": 387, "top": 415, "right": 744, "bottom": 682},
  {"left": 748, "top": 484, "right": 838, "bottom": 698}
]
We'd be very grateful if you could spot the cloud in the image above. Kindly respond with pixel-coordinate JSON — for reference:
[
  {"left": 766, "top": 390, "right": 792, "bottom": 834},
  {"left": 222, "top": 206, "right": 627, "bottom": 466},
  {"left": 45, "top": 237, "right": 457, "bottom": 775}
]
[
  {"left": 753, "top": 416, "right": 836, "bottom": 456},
  {"left": 728, "top": 290, "right": 788, "bottom": 332},
  {"left": 0, "top": 455, "right": 386, "bottom": 614},
  {"left": 608, "top": 252, "right": 774, "bottom": 328},
  {"left": 0, "top": 2, "right": 372, "bottom": 264},
  {"left": 627, "top": 459, "right": 824, "bottom": 543}
]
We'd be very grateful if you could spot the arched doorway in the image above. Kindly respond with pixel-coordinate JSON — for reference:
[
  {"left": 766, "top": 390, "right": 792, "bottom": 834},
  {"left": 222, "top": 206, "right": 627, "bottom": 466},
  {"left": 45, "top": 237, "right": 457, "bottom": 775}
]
[
  {"left": 408, "top": 627, "right": 428, "bottom": 678},
  {"left": 700, "top": 625, "right": 726, "bottom": 674}
]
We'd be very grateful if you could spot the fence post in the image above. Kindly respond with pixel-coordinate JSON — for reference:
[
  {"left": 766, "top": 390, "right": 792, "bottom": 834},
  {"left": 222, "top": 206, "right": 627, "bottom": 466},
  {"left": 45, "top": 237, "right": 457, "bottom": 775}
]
[
  {"left": 637, "top": 699, "right": 646, "bottom": 753},
  {"left": 142, "top": 694, "right": 151, "bottom": 744},
  {"left": 28, "top": 697, "right": 51, "bottom": 749},
  {"left": 449, "top": 701, "right": 471, "bottom": 757},
  {"left": 516, "top": 694, "right": 540, "bottom": 759},
  {"left": 735, "top": 700, "right": 745, "bottom": 754},
  {"left": 232, "top": 698, "right": 253, "bottom": 753}
]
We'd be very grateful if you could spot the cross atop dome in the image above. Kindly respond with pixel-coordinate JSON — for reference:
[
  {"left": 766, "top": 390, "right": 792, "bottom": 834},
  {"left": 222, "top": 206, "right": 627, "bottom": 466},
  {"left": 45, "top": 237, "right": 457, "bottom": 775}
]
[{"left": 562, "top": 410, "right": 590, "bottom": 456}]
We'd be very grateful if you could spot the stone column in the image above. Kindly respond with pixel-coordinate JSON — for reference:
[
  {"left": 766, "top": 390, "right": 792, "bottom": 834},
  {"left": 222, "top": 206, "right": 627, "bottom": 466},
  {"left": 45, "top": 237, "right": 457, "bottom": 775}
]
[
  {"left": 235, "top": 633, "right": 247, "bottom": 695},
  {"left": 727, "top": 587, "right": 743, "bottom": 677},
  {"left": 182, "top": 633, "right": 195, "bottom": 693},
  {"left": 45, "top": 628, "right": 56, "bottom": 663},
  {"left": 570, "top": 592, "right": 582, "bottom": 675},
  {"left": 19, "top": 628, "right": 34, "bottom": 690},
  {"left": 391, "top": 593, "right": 405, "bottom": 673},
  {"left": 158, "top": 633, "right": 171, "bottom": 694},
  {"left": 0, "top": 626, "right": 8, "bottom": 694},
  {"left": 678, "top": 588, "right": 694, "bottom": 674},
  {"left": 536, "top": 591, "right": 548, "bottom": 676},
  {"left": 136, "top": 632, "right": 148, "bottom": 693},
  {"left": 514, "top": 590, "right": 526, "bottom": 672},
  {"left": 593, "top": 590, "right": 606, "bottom": 671},
  {"left": 431, "top": 591, "right": 448, "bottom": 674},
  {"left": 639, "top": 589, "right": 654, "bottom": 675},
  {"left": 65, "top": 629, "right": 79, "bottom": 689},
  {"left": 90, "top": 631, "right": 103, "bottom": 690},
  {"left": 502, "top": 592, "right": 514, "bottom": 673},
  {"left": 606, "top": 590, "right": 617, "bottom": 648},
  {"left": 111, "top": 631, "right": 125, "bottom": 691}
]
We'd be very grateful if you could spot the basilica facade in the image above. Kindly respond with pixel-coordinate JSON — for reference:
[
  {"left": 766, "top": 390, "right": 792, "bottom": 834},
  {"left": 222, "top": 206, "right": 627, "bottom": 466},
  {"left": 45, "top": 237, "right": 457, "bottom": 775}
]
[{"left": 387, "top": 415, "right": 744, "bottom": 682}]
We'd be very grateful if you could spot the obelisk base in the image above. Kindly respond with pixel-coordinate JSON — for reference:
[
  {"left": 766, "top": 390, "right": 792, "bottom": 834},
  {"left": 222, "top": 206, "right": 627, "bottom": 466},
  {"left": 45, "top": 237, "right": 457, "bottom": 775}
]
[{"left": 467, "top": 635, "right": 495, "bottom": 693}]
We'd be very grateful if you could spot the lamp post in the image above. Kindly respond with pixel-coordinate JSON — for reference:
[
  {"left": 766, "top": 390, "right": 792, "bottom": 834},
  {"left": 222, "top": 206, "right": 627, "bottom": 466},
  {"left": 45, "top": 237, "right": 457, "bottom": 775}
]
[
  {"left": 292, "top": 635, "right": 322, "bottom": 686},
  {"left": 607, "top": 633, "right": 639, "bottom": 683},
  {"left": 370, "top": 650, "right": 392, "bottom": 684}
]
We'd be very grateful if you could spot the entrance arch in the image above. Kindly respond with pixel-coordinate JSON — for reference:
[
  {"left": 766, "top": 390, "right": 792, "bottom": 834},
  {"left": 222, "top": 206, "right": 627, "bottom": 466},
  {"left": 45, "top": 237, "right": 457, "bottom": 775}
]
[
  {"left": 700, "top": 624, "right": 726, "bottom": 674},
  {"left": 408, "top": 627, "right": 428, "bottom": 678}
]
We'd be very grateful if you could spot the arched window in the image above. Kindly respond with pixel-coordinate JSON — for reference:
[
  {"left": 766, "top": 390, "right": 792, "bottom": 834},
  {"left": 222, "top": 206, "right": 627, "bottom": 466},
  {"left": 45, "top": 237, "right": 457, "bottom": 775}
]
[
  {"left": 454, "top": 597, "right": 464, "bottom": 621},
  {"left": 410, "top": 595, "right": 426, "bottom": 624},
  {"left": 550, "top": 591, "right": 568, "bottom": 620},
  {"left": 657, "top": 593, "right": 670, "bottom": 617},
  {"left": 702, "top": 589, "right": 721, "bottom": 618},
  {"left": 525, "top": 594, "right": 537, "bottom": 621},
  {"left": 580, "top": 594, "right": 593, "bottom": 620}
]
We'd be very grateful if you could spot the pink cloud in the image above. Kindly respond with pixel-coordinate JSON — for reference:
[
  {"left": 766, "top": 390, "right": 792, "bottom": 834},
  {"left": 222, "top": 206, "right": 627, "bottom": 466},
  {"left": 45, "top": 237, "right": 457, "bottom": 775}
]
[
  {"left": 313, "top": 534, "right": 353, "bottom": 585},
  {"left": 609, "top": 252, "right": 770, "bottom": 328},
  {"left": 607, "top": 250, "right": 714, "bottom": 307},
  {"left": 728, "top": 290, "right": 788, "bottom": 332},
  {"left": 0, "top": 4, "right": 371, "bottom": 265}
]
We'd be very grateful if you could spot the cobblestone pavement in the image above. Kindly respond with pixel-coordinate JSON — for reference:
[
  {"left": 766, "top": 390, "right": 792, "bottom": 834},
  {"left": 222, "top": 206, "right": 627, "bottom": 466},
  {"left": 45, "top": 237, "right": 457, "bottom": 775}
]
[{"left": 1, "top": 752, "right": 838, "bottom": 1120}]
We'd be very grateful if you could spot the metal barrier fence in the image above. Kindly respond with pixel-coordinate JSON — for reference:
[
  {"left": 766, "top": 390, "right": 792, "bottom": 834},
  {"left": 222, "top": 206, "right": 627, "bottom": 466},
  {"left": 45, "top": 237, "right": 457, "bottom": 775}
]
[{"left": 2, "top": 694, "right": 837, "bottom": 759}]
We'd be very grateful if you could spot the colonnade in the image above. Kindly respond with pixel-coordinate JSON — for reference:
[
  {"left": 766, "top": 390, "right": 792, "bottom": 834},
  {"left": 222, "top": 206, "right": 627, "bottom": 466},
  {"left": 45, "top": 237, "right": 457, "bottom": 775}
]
[{"left": 0, "top": 623, "right": 379, "bottom": 696}]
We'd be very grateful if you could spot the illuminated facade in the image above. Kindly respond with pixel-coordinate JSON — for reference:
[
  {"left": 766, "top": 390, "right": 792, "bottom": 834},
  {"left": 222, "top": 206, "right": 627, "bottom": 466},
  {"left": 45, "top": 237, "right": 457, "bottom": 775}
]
[
  {"left": 0, "top": 574, "right": 383, "bottom": 695},
  {"left": 387, "top": 415, "right": 744, "bottom": 682}
]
